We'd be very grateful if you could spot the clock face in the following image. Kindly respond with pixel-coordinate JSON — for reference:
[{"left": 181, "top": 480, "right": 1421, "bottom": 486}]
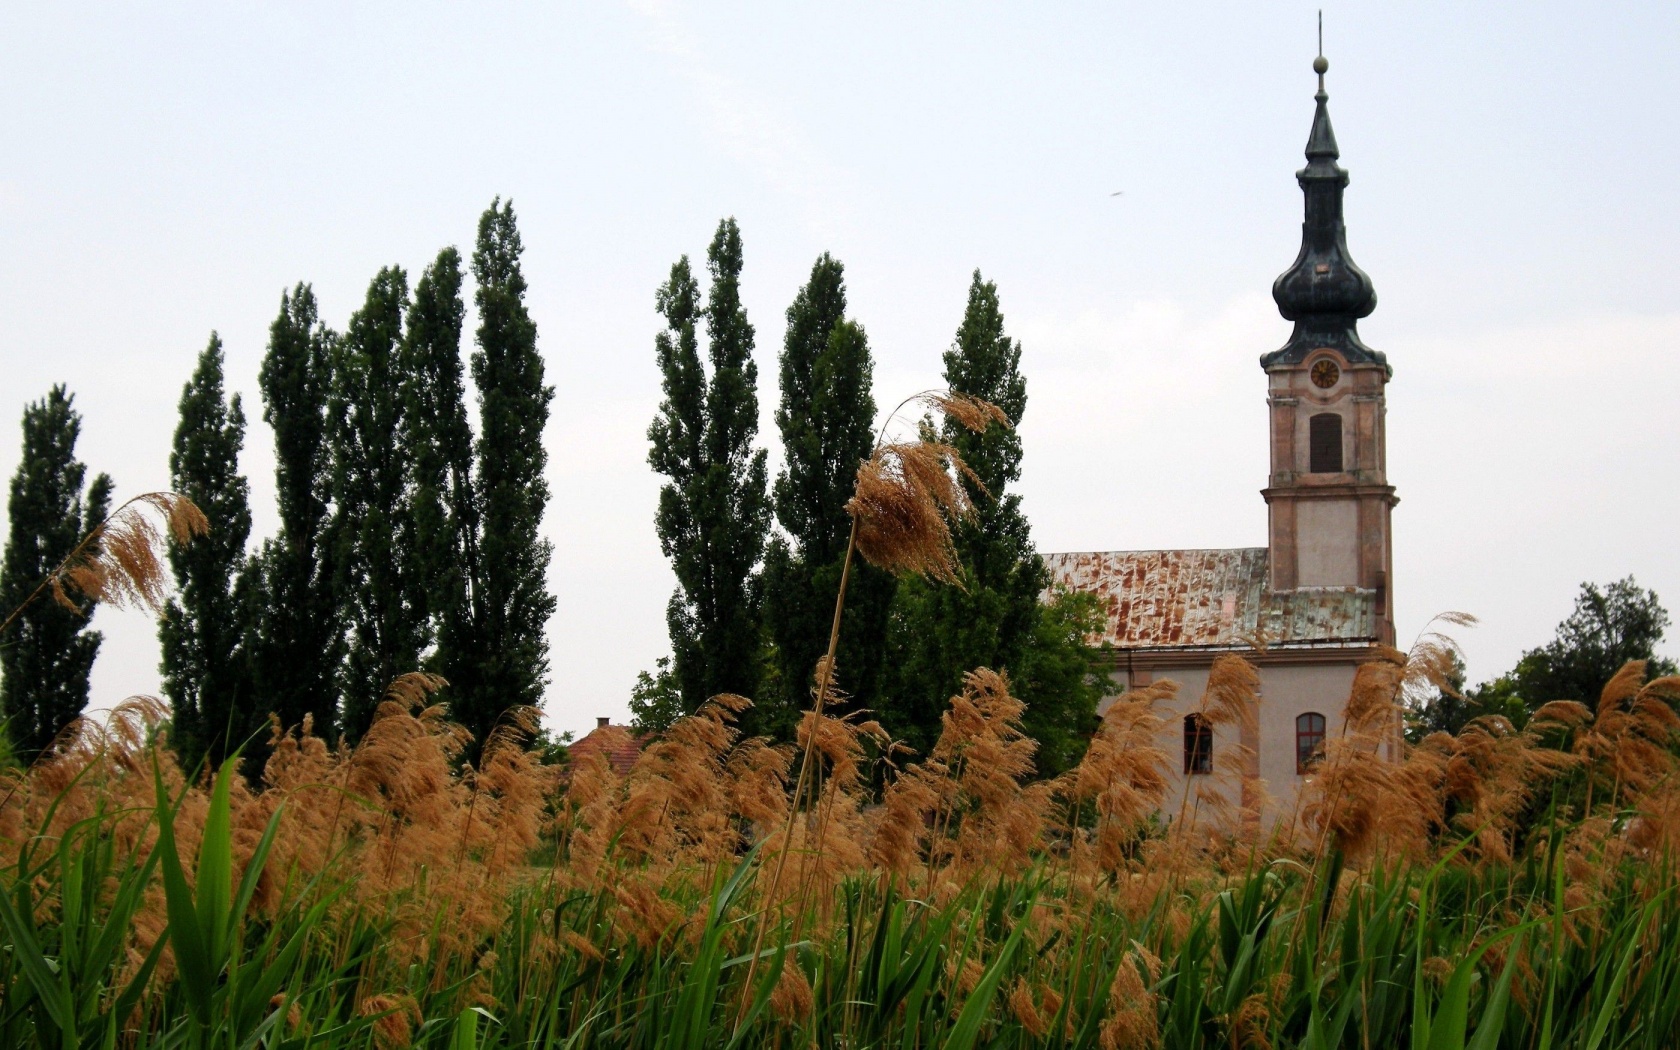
[{"left": 1310, "top": 360, "right": 1340, "bottom": 389}]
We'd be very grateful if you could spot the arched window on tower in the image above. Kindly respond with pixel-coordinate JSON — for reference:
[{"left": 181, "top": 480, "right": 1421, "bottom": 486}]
[
  {"left": 1296, "top": 712, "right": 1327, "bottom": 774},
  {"left": 1309, "top": 414, "right": 1342, "bottom": 473},
  {"left": 1183, "top": 714, "right": 1213, "bottom": 775},
  {"left": 1309, "top": 414, "right": 1343, "bottom": 473}
]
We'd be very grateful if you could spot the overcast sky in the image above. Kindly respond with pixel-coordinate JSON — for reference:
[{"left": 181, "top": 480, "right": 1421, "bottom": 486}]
[{"left": 2, "top": 2, "right": 1676, "bottom": 737}]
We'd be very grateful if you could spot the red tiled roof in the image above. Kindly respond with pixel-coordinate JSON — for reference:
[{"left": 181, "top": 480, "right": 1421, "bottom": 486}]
[
  {"left": 567, "top": 725, "right": 645, "bottom": 776},
  {"left": 1042, "top": 548, "right": 1377, "bottom": 651}
]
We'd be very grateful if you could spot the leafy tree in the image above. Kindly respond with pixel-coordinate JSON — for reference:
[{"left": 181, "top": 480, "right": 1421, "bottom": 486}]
[
  {"left": 1467, "top": 577, "right": 1675, "bottom": 716},
  {"left": 400, "top": 248, "right": 481, "bottom": 696},
  {"left": 331, "top": 266, "right": 429, "bottom": 738},
  {"left": 761, "top": 253, "right": 892, "bottom": 738},
  {"left": 647, "top": 218, "right": 770, "bottom": 716},
  {"left": 0, "top": 387, "right": 113, "bottom": 757},
  {"left": 629, "top": 656, "right": 684, "bottom": 734},
  {"left": 456, "top": 199, "right": 556, "bottom": 747},
  {"left": 160, "top": 335, "right": 255, "bottom": 769},
  {"left": 250, "top": 285, "right": 343, "bottom": 742},
  {"left": 881, "top": 272, "right": 1102, "bottom": 775},
  {"left": 1015, "top": 587, "right": 1109, "bottom": 774}
]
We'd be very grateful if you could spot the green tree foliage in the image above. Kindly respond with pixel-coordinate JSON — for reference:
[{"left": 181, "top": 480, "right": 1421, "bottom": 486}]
[
  {"left": 399, "top": 249, "right": 481, "bottom": 696},
  {"left": 1460, "top": 577, "right": 1675, "bottom": 723},
  {"left": 160, "top": 335, "right": 255, "bottom": 769},
  {"left": 647, "top": 218, "right": 770, "bottom": 716},
  {"left": 881, "top": 272, "right": 1102, "bottom": 775},
  {"left": 761, "top": 253, "right": 892, "bottom": 738},
  {"left": 0, "top": 387, "right": 113, "bottom": 757},
  {"left": 629, "top": 656, "right": 684, "bottom": 734},
  {"left": 250, "top": 285, "right": 343, "bottom": 742},
  {"left": 456, "top": 199, "right": 556, "bottom": 746},
  {"left": 331, "top": 266, "right": 429, "bottom": 738}
]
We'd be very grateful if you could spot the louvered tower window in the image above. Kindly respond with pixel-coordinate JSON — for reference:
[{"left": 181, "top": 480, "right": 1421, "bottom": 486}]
[{"left": 1309, "top": 414, "right": 1342, "bottom": 473}]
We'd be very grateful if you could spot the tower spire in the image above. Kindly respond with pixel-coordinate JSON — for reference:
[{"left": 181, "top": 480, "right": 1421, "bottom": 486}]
[{"left": 1263, "top": 43, "right": 1386, "bottom": 373}]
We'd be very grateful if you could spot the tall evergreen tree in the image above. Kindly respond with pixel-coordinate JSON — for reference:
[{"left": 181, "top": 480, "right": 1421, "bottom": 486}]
[
  {"left": 160, "top": 335, "right": 254, "bottom": 769},
  {"left": 331, "top": 266, "right": 428, "bottom": 738},
  {"left": 251, "top": 285, "right": 343, "bottom": 742},
  {"left": 647, "top": 218, "right": 770, "bottom": 716},
  {"left": 400, "top": 248, "right": 480, "bottom": 693},
  {"left": 760, "top": 254, "right": 891, "bottom": 738},
  {"left": 882, "top": 272, "right": 1101, "bottom": 775},
  {"left": 458, "top": 199, "right": 555, "bottom": 745},
  {"left": 0, "top": 387, "right": 113, "bottom": 757}
]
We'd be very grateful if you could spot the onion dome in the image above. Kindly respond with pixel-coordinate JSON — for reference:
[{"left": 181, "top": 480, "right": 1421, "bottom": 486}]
[{"left": 1262, "top": 55, "right": 1388, "bottom": 373}]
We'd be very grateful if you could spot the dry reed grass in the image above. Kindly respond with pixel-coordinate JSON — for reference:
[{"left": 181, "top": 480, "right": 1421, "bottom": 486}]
[
  {"left": 4, "top": 641, "right": 1680, "bottom": 1046},
  {"left": 9, "top": 427, "right": 1680, "bottom": 1046}
]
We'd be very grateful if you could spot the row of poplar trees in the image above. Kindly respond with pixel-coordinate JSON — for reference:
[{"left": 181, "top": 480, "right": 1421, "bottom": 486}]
[
  {"left": 639, "top": 218, "right": 1104, "bottom": 775},
  {"left": 164, "top": 200, "right": 555, "bottom": 770},
  {"left": 0, "top": 200, "right": 554, "bottom": 768}
]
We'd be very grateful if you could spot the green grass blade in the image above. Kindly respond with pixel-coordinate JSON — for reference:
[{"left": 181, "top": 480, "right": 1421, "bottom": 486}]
[
  {"left": 942, "top": 919, "right": 1025, "bottom": 1050},
  {"left": 151, "top": 755, "right": 213, "bottom": 1024},
  {"left": 1466, "top": 932, "right": 1523, "bottom": 1050},
  {"left": 1428, "top": 921, "right": 1537, "bottom": 1050},
  {"left": 106, "top": 931, "right": 171, "bottom": 1043},
  {"left": 231, "top": 799, "right": 285, "bottom": 929},
  {"left": 195, "top": 758, "right": 237, "bottom": 970},
  {"left": 1582, "top": 904, "right": 1652, "bottom": 1050},
  {"left": 449, "top": 1007, "right": 482, "bottom": 1050},
  {"left": 0, "top": 884, "right": 75, "bottom": 1047}
]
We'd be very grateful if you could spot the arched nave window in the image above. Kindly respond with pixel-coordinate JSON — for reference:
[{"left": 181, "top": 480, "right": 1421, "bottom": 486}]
[
  {"left": 1296, "top": 712, "right": 1327, "bottom": 774},
  {"left": 1183, "top": 714, "right": 1213, "bottom": 775}
]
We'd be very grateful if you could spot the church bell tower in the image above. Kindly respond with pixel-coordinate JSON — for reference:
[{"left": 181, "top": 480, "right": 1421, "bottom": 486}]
[{"left": 1261, "top": 52, "right": 1397, "bottom": 645}]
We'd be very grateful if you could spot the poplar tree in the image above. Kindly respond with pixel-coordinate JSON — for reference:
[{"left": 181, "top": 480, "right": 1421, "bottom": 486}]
[
  {"left": 883, "top": 272, "right": 1102, "bottom": 775},
  {"left": 457, "top": 199, "right": 555, "bottom": 744},
  {"left": 760, "top": 254, "right": 891, "bottom": 738},
  {"left": 0, "top": 387, "right": 113, "bottom": 757},
  {"left": 400, "top": 248, "right": 479, "bottom": 694},
  {"left": 332, "top": 266, "right": 427, "bottom": 738},
  {"left": 647, "top": 218, "right": 770, "bottom": 716},
  {"left": 160, "top": 335, "right": 254, "bottom": 768},
  {"left": 251, "top": 285, "right": 343, "bottom": 742}
]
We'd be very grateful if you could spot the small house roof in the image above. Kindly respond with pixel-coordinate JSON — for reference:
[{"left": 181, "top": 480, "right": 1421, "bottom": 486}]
[{"left": 566, "top": 723, "right": 645, "bottom": 776}]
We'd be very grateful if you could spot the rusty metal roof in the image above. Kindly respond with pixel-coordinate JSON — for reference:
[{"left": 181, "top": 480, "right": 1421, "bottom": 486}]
[{"left": 1042, "top": 548, "right": 1377, "bottom": 650}]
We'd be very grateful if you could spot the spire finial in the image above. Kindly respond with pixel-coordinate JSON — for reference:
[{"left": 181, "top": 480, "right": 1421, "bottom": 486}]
[{"left": 1313, "top": 12, "right": 1328, "bottom": 92}]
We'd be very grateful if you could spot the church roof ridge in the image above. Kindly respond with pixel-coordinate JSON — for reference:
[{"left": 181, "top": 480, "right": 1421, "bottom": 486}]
[
  {"left": 1042, "top": 547, "right": 1379, "bottom": 650},
  {"left": 1041, "top": 545, "right": 1266, "bottom": 559}
]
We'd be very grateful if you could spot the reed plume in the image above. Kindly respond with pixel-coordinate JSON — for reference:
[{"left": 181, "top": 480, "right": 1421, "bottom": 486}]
[
  {"left": 1100, "top": 945, "right": 1160, "bottom": 1050},
  {"left": 741, "top": 388, "right": 1007, "bottom": 1007},
  {"left": 0, "top": 491, "right": 207, "bottom": 639},
  {"left": 58, "top": 491, "right": 209, "bottom": 615},
  {"left": 1067, "top": 680, "right": 1174, "bottom": 873},
  {"left": 844, "top": 389, "right": 1003, "bottom": 585},
  {"left": 846, "top": 439, "right": 979, "bottom": 585}
]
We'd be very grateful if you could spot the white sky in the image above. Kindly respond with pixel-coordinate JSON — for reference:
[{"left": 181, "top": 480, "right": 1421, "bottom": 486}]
[{"left": 1, "top": 3, "right": 1676, "bottom": 738}]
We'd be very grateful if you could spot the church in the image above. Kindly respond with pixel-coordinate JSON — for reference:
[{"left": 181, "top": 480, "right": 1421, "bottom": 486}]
[{"left": 1044, "top": 53, "right": 1397, "bottom": 814}]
